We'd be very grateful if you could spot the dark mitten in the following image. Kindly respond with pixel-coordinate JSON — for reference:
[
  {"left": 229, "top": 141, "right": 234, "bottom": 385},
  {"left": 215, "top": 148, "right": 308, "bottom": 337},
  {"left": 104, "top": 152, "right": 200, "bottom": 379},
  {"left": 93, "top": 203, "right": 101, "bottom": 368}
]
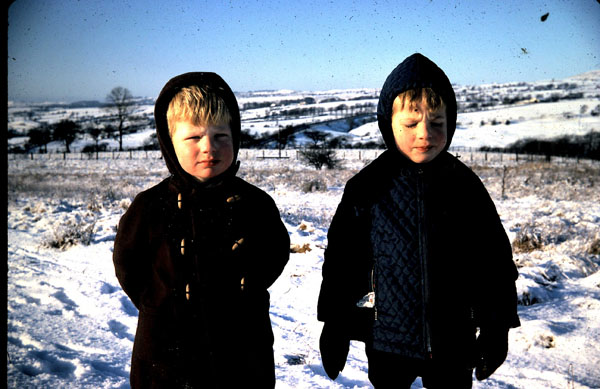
[
  {"left": 475, "top": 327, "right": 509, "bottom": 381},
  {"left": 319, "top": 322, "right": 350, "bottom": 380}
]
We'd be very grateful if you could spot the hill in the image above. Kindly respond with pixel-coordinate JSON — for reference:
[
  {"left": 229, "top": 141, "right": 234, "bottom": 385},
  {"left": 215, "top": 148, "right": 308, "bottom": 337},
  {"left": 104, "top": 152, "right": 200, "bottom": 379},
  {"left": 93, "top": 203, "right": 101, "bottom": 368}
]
[{"left": 7, "top": 70, "right": 600, "bottom": 154}]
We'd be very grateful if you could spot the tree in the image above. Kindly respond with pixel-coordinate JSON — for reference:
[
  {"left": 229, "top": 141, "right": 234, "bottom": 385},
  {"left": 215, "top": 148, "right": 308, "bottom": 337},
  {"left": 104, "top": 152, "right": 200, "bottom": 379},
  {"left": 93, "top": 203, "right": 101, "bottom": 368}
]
[
  {"left": 27, "top": 124, "right": 52, "bottom": 153},
  {"left": 105, "top": 86, "right": 135, "bottom": 151},
  {"left": 53, "top": 120, "right": 80, "bottom": 153},
  {"left": 240, "top": 129, "right": 260, "bottom": 148},
  {"left": 83, "top": 124, "right": 108, "bottom": 158},
  {"left": 89, "top": 126, "right": 104, "bottom": 150},
  {"left": 277, "top": 125, "right": 297, "bottom": 152},
  {"left": 304, "top": 130, "right": 329, "bottom": 148},
  {"left": 299, "top": 131, "right": 342, "bottom": 170}
]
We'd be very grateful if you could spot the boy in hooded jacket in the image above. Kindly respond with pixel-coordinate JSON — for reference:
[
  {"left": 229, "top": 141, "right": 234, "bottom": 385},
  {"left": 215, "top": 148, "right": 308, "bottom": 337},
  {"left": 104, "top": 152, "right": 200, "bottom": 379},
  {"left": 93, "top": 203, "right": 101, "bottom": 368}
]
[
  {"left": 317, "top": 53, "right": 520, "bottom": 388},
  {"left": 113, "top": 72, "right": 290, "bottom": 388}
]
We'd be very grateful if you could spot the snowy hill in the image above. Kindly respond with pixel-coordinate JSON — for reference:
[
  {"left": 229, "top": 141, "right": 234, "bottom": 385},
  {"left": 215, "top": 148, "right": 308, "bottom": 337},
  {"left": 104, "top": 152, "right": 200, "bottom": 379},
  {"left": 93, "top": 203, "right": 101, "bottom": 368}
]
[{"left": 7, "top": 70, "right": 600, "bottom": 153}]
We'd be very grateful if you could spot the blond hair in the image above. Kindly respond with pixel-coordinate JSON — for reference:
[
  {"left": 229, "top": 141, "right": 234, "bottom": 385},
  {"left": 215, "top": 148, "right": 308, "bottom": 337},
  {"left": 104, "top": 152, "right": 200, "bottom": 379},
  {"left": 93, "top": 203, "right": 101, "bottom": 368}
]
[
  {"left": 167, "top": 85, "right": 232, "bottom": 137},
  {"left": 393, "top": 88, "right": 446, "bottom": 115}
]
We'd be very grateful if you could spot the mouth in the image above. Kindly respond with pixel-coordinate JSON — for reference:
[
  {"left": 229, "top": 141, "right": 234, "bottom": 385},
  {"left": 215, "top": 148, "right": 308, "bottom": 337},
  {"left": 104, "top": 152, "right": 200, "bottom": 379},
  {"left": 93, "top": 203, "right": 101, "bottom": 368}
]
[
  {"left": 414, "top": 145, "right": 434, "bottom": 153},
  {"left": 198, "top": 159, "right": 220, "bottom": 167}
]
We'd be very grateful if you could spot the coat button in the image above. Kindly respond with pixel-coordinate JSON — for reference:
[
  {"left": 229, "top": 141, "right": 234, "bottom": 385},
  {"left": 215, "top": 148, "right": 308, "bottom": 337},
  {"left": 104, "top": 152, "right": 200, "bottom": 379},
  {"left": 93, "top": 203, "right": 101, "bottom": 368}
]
[
  {"left": 180, "top": 239, "right": 185, "bottom": 255},
  {"left": 177, "top": 193, "right": 183, "bottom": 209},
  {"left": 185, "top": 284, "right": 190, "bottom": 300},
  {"left": 232, "top": 238, "right": 244, "bottom": 251},
  {"left": 240, "top": 277, "right": 245, "bottom": 291},
  {"left": 226, "top": 195, "right": 241, "bottom": 203}
]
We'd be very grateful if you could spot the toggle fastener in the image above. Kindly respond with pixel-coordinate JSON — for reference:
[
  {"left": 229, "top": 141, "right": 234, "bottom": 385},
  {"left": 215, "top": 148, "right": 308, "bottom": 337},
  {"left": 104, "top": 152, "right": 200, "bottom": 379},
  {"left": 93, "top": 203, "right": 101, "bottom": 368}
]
[{"left": 232, "top": 238, "right": 245, "bottom": 251}]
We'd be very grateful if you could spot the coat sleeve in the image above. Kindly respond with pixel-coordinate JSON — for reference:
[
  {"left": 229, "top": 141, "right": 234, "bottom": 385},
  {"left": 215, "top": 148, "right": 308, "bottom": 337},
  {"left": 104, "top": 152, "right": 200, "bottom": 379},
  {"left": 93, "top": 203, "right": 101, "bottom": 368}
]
[
  {"left": 243, "top": 192, "right": 290, "bottom": 291},
  {"left": 112, "top": 194, "right": 151, "bottom": 309},
  {"left": 317, "top": 180, "right": 373, "bottom": 327},
  {"left": 469, "top": 177, "right": 521, "bottom": 330}
]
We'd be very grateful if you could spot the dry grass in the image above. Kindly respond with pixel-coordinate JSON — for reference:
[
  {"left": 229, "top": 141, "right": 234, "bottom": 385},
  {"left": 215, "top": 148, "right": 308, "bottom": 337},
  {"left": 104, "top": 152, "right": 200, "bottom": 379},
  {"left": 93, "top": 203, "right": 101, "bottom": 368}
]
[
  {"left": 238, "top": 164, "right": 360, "bottom": 192},
  {"left": 44, "top": 218, "right": 97, "bottom": 249},
  {"left": 471, "top": 161, "right": 599, "bottom": 203},
  {"left": 7, "top": 155, "right": 598, "bottom": 205}
]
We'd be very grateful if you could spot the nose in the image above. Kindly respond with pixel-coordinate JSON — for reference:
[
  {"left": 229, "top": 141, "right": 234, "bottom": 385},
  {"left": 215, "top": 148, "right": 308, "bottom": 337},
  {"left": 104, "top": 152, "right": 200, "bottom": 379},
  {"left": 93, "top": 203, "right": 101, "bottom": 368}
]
[
  {"left": 200, "top": 136, "right": 215, "bottom": 154},
  {"left": 416, "top": 121, "right": 431, "bottom": 140}
]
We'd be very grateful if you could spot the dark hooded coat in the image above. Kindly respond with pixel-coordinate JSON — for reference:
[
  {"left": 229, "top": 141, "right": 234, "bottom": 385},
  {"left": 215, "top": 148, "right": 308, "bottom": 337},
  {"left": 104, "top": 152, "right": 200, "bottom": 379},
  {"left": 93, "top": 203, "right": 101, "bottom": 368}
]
[
  {"left": 317, "top": 54, "right": 520, "bottom": 370},
  {"left": 113, "top": 72, "right": 290, "bottom": 388}
]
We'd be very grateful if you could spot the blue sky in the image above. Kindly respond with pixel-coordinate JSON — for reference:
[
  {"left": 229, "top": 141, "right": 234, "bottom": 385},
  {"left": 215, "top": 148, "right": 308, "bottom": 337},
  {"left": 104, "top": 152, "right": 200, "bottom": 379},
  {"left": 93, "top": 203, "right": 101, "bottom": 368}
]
[{"left": 7, "top": 0, "right": 600, "bottom": 102}]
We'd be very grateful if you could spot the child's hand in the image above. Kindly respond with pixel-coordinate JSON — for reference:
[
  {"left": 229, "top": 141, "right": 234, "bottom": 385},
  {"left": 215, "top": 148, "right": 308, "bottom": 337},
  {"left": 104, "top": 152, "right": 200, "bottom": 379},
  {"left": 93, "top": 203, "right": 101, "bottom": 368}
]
[
  {"left": 475, "top": 327, "right": 509, "bottom": 380},
  {"left": 319, "top": 322, "right": 350, "bottom": 380}
]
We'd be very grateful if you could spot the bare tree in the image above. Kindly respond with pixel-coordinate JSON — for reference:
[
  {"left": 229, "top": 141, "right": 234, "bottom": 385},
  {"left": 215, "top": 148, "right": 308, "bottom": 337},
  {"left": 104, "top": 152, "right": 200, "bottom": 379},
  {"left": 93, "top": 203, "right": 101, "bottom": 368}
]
[
  {"left": 83, "top": 124, "right": 108, "bottom": 159},
  {"left": 299, "top": 131, "right": 342, "bottom": 170},
  {"left": 53, "top": 120, "right": 80, "bottom": 153},
  {"left": 304, "top": 130, "right": 329, "bottom": 148},
  {"left": 105, "top": 86, "right": 135, "bottom": 151},
  {"left": 27, "top": 124, "right": 52, "bottom": 153}
]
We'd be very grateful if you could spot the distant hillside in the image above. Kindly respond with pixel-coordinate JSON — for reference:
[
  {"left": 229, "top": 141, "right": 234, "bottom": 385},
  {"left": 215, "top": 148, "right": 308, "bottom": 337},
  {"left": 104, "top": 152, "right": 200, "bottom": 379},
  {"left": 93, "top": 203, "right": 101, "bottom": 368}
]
[{"left": 7, "top": 69, "right": 600, "bottom": 154}]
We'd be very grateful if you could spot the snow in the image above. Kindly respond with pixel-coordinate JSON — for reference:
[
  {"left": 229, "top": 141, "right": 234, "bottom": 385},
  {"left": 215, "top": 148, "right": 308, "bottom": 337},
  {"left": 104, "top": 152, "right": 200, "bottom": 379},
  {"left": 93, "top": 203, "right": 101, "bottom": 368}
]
[
  {"left": 347, "top": 98, "right": 600, "bottom": 150},
  {"left": 6, "top": 71, "right": 600, "bottom": 387},
  {"left": 452, "top": 99, "right": 600, "bottom": 149},
  {"left": 7, "top": 148, "right": 600, "bottom": 388},
  {"left": 8, "top": 71, "right": 599, "bottom": 153}
]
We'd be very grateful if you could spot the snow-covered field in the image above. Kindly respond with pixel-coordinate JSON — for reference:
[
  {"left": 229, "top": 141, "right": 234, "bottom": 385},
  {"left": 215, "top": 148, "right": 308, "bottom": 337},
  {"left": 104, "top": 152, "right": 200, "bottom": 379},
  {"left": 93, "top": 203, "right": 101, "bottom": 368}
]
[
  {"left": 8, "top": 69, "right": 600, "bottom": 153},
  {"left": 6, "top": 148, "right": 600, "bottom": 388},
  {"left": 6, "top": 70, "right": 600, "bottom": 388}
]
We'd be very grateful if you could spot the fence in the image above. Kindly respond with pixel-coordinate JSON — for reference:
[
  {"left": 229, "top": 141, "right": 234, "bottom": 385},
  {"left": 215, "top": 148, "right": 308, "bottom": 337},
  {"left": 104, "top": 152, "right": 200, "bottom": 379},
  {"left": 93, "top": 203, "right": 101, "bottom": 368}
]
[
  {"left": 6, "top": 149, "right": 385, "bottom": 162},
  {"left": 6, "top": 148, "right": 599, "bottom": 166},
  {"left": 7, "top": 150, "right": 164, "bottom": 161}
]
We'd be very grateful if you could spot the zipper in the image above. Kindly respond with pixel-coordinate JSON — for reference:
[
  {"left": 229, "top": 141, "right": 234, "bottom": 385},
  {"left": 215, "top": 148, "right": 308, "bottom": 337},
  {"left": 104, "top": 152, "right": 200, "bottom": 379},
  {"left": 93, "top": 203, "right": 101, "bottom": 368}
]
[
  {"left": 417, "top": 169, "right": 433, "bottom": 358},
  {"left": 371, "top": 266, "right": 378, "bottom": 320}
]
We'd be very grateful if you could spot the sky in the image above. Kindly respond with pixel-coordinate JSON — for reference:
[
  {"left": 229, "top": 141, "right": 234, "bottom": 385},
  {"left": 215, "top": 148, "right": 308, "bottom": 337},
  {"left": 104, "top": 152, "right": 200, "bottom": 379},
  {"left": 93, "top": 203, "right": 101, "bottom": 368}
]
[{"left": 7, "top": 0, "right": 600, "bottom": 103}]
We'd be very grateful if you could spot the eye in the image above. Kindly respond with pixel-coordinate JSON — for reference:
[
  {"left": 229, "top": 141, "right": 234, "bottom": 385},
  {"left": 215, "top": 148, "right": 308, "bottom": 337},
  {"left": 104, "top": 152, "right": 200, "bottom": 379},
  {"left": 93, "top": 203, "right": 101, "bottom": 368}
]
[{"left": 404, "top": 123, "right": 418, "bottom": 129}]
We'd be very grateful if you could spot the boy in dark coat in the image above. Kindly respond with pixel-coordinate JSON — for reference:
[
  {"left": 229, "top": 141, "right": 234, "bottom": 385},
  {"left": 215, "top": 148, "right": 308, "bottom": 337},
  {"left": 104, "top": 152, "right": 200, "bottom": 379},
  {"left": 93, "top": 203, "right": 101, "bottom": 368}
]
[
  {"left": 113, "top": 72, "right": 290, "bottom": 388},
  {"left": 317, "top": 53, "right": 520, "bottom": 388}
]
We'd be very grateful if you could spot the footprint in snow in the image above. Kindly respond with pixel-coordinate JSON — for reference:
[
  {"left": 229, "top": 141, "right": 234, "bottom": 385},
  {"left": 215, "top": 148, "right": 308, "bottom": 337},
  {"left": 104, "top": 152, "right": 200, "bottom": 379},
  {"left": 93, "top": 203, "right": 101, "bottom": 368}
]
[
  {"left": 108, "top": 319, "right": 134, "bottom": 341},
  {"left": 23, "top": 349, "right": 77, "bottom": 378},
  {"left": 51, "top": 289, "right": 78, "bottom": 312},
  {"left": 100, "top": 282, "right": 118, "bottom": 294},
  {"left": 120, "top": 296, "right": 138, "bottom": 317},
  {"left": 89, "top": 360, "right": 129, "bottom": 378}
]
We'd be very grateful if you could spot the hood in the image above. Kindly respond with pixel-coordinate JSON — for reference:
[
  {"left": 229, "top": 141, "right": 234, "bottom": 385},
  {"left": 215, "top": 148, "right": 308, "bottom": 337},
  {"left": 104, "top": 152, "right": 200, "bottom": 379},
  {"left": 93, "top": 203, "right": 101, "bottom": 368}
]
[
  {"left": 377, "top": 53, "right": 457, "bottom": 152},
  {"left": 154, "top": 72, "right": 241, "bottom": 188}
]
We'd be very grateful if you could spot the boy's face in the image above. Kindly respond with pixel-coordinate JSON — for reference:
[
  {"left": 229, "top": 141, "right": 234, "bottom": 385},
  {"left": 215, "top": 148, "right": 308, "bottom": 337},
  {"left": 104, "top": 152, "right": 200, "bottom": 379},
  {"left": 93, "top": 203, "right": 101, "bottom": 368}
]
[
  {"left": 171, "top": 120, "right": 234, "bottom": 182},
  {"left": 391, "top": 96, "right": 447, "bottom": 163}
]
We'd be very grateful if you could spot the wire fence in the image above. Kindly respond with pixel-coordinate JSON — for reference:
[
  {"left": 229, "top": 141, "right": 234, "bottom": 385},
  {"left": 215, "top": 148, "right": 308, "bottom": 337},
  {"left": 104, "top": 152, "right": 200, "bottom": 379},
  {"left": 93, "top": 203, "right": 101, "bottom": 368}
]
[{"left": 6, "top": 148, "right": 599, "bottom": 167}]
